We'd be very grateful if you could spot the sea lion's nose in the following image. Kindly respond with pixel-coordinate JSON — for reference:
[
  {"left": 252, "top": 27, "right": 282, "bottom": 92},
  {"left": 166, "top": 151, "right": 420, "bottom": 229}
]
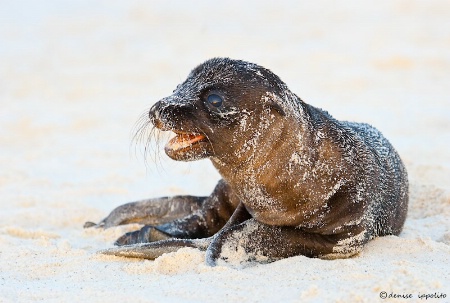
[
  {"left": 149, "top": 96, "right": 187, "bottom": 131},
  {"left": 149, "top": 95, "right": 195, "bottom": 131},
  {"left": 149, "top": 101, "right": 171, "bottom": 131}
]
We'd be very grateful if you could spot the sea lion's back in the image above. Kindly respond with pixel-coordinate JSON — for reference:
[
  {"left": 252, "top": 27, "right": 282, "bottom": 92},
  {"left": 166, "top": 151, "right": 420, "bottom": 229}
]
[{"left": 345, "top": 121, "right": 409, "bottom": 236}]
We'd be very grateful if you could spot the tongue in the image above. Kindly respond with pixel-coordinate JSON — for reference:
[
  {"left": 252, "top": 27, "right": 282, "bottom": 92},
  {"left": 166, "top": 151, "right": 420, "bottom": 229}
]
[{"left": 166, "top": 133, "right": 206, "bottom": 151}]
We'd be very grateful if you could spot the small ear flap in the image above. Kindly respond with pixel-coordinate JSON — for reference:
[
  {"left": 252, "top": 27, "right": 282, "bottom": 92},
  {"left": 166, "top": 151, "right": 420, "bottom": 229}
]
[
  {"left": 262, "top": 92, "right": 286, "bottom": 116},
  {"left": 268, "top": 102, "right": 286, "bottom": 116}
]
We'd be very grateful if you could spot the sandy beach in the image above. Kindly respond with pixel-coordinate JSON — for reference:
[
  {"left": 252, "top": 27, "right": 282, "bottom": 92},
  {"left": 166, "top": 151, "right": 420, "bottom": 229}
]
[{"left": 0, "top": 1, "right": 449, "bottom": 302}]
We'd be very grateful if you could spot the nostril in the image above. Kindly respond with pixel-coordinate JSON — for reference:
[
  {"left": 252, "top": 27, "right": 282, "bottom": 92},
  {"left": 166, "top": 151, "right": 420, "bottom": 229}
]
[
  {"left": 153, "top": 118, "right": 166, "bottom": 130},
  {"left": 150, "top": 113, "right": 165, "bottom": 130}
]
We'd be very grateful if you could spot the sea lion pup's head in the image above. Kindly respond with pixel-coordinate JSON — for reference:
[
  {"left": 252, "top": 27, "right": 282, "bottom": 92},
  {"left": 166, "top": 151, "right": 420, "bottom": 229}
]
[{"left": 149, "top": 58, "right": 306, "bottom": 162}]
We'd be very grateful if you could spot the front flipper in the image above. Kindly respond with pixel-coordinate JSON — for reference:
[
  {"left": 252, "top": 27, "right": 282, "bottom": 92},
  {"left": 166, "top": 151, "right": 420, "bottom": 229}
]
[
  {"left": 206, "top": 219, "right": 369, "bottom": 266},
  {"left": 100, "top": 238, "right": 212, "bottom": 260},
  {"left": 84, "top": 196, "right": 204, "bottom": 229}
]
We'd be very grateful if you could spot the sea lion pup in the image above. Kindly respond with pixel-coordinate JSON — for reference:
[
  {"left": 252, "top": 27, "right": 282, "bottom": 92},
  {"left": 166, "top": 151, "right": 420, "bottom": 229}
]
[{"left": 85, "top": 58, "right": 408, "bottom": 266}]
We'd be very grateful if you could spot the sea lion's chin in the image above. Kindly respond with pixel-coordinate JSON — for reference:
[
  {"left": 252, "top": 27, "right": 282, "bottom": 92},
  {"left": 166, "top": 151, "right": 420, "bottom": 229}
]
[{"left": 164, "top": 132, "right": 213, "bottom": 161}]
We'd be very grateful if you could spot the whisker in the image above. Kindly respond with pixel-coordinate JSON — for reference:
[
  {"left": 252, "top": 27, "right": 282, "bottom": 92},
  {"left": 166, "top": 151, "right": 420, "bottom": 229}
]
[{"left": 129, "top": 108, "right": 165, "bottom": 172}]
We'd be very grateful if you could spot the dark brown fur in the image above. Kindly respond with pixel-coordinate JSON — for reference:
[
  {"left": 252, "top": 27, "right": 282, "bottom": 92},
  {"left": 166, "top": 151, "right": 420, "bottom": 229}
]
[{"left": 86, "top": 58, "right": 408, "bottom": 266}]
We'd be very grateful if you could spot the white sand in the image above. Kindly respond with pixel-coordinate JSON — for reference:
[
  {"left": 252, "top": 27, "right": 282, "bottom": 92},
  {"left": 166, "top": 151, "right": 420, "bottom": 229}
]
[{"left": 0, "top": 1, "right": 449, "bottom": 302}]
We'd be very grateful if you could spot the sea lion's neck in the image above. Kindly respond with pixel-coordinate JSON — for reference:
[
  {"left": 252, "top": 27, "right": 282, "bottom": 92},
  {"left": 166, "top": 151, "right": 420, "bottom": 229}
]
[{"left": 210, "top": 112, "right": 312, "bottom": 187}]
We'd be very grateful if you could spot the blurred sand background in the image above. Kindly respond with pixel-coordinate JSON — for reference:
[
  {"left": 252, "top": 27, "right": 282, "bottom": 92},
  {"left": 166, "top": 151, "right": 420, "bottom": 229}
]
[{"left": 0, "top": 1, "right": 449, "bottom": 302}]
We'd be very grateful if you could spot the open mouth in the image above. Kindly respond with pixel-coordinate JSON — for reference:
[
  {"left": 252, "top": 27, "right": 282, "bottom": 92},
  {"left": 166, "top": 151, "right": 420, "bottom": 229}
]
[
  {"left": 166, "top": 131, "right": 207, "bottom": 152},
  {"left": 164, "top": 130, "right": 212, "bottom": 161}
]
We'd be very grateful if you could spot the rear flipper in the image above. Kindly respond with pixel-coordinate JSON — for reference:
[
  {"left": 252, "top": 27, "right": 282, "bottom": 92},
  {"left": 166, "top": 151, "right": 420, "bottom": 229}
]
[
  {"left": 84, "top": 196, "right": 204, "bottom": 229},
  {"left": 114, "top": 225, "right": 173, "bottom": 245}
]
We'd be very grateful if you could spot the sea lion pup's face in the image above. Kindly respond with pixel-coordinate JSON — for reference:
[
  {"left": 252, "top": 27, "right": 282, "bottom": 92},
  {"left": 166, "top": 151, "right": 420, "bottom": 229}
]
[{"left": 149, "top": 58, "right": 292, "bottom": 162}]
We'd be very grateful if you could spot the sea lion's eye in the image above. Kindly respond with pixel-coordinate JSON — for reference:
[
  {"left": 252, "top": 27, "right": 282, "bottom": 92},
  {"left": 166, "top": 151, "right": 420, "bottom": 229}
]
[{"left": 207, "top": 94, "right": 223, "bottom": 108}]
